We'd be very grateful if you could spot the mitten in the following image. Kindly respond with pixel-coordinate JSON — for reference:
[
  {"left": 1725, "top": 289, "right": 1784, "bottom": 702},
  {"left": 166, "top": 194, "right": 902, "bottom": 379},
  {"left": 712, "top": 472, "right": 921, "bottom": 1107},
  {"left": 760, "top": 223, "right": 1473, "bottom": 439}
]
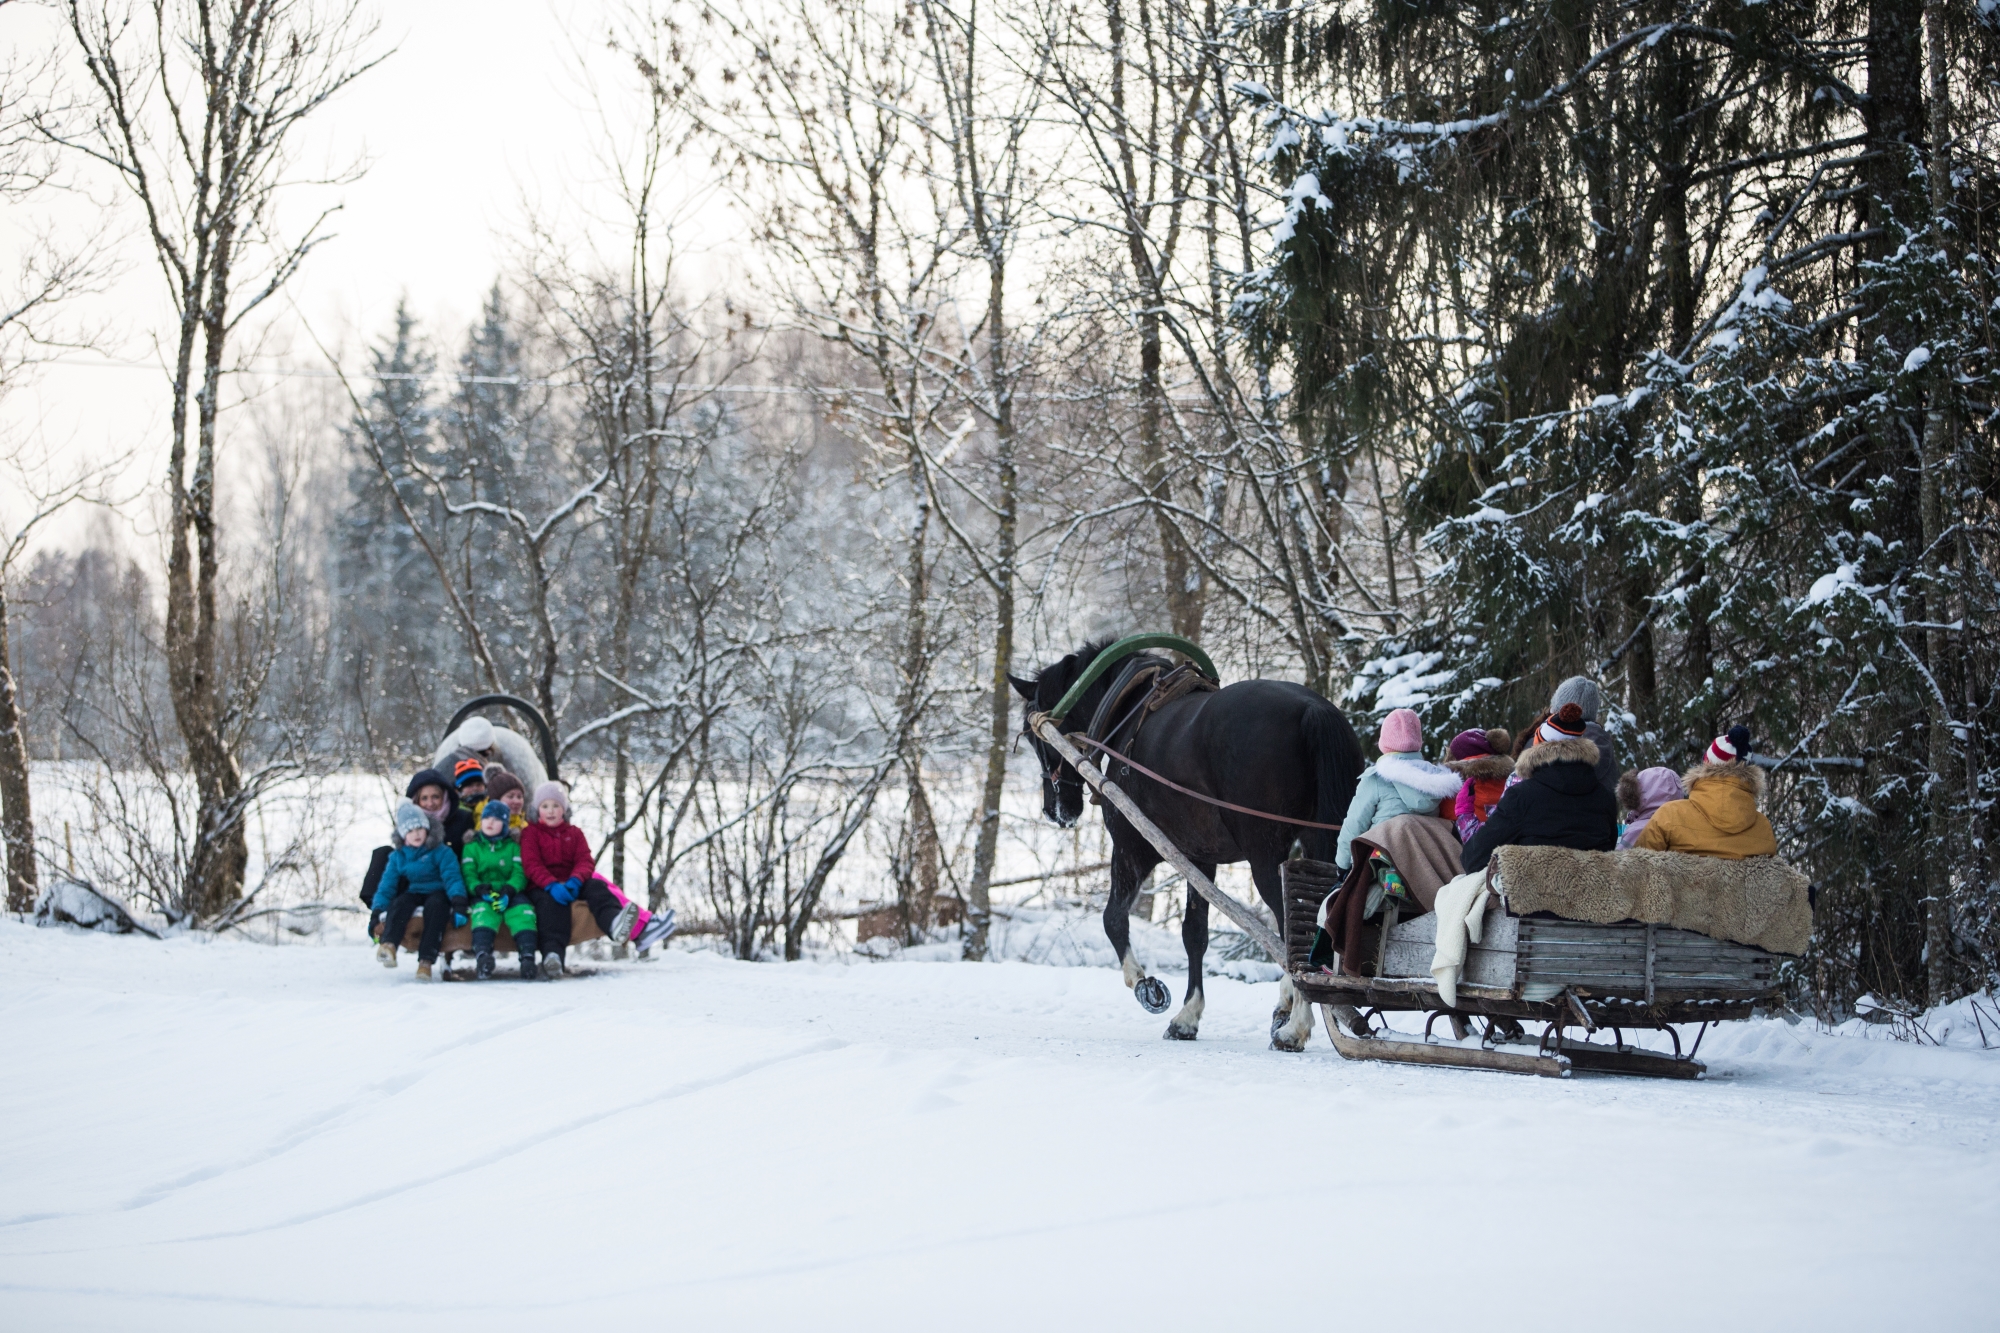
[
  {"left": 368, "top": 910, "right": 383, "bottom": 941},
  {"left": 551, "top": 878, "right": 579, "bottom": 906},
  {"left": 454, "top": 911, "right": 468, "bottom": 928}
]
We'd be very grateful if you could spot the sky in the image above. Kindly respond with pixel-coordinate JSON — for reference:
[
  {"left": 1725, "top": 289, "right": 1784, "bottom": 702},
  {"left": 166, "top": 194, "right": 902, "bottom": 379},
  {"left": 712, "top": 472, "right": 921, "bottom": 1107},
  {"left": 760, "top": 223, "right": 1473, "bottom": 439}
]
[{"left": 3, "top": 0, "right": 730, "bottom": 549}]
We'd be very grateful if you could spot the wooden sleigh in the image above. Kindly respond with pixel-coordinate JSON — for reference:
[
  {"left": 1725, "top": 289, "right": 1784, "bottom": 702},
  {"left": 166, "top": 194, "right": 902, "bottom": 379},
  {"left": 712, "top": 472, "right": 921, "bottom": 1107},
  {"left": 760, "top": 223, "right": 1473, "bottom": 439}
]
[{"left": 1281, "top": 853, "right": 1792, "bottom": 1079}]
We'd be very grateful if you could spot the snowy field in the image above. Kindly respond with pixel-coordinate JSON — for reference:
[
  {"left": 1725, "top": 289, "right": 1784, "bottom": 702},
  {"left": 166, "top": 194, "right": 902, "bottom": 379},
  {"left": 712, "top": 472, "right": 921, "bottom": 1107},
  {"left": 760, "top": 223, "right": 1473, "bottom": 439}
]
[{"left": 3, "top": 922, "right": 1998, "bottom": 1331}]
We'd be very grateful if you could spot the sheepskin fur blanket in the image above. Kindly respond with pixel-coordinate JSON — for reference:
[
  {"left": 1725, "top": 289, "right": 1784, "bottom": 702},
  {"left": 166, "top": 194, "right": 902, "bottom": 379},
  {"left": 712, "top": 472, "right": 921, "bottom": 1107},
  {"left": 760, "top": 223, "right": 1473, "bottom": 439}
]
[{"left": 1489, "top": 844, "right": 1812, "bottom": 956}]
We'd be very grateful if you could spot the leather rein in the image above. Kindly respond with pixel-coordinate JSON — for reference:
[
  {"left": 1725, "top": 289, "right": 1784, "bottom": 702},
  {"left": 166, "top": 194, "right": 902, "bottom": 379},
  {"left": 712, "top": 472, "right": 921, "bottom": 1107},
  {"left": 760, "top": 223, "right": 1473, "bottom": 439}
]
[{"left": 1053, "top": 731, "right": 1344, "bottom": 833}]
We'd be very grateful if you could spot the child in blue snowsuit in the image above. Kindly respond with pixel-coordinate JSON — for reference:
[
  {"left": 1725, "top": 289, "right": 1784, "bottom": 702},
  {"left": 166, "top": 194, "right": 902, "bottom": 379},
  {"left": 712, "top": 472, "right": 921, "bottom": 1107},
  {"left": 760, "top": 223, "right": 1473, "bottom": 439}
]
[{"left": 373, "top": 800, "right": 468, "bottom": 981}]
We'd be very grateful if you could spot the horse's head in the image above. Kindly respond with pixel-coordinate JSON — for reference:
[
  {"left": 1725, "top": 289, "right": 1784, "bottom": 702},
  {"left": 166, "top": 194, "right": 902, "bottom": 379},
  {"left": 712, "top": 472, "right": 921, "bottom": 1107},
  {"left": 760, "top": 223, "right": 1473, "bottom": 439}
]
[{"left": 1008, "top": 641, "right": 1115, "bottom": 828}]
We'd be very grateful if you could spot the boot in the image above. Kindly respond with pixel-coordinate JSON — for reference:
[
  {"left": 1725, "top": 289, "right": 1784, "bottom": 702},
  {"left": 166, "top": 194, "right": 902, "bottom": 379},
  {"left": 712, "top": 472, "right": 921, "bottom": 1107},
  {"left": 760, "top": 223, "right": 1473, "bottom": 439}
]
[
  {"left": 515, "top": 933, "right": 540, "bottom": 978},
  {"left": 608, "top": 901, "right": 640, "bottom": 944},
  {"left": 475, "top": 951, "right": 495, "bottom": 980},
  {"left": 634, "top": 908, "right": 676, "bottom": 953},
  {"left": 416, "top": 960, "right": 436, "bottom": 982},
  {"left": 541, "top": 952, "right": 566, "bottom": 981},
  {"left": 376, "top": 941, "right": 398, "bottom": 968}
]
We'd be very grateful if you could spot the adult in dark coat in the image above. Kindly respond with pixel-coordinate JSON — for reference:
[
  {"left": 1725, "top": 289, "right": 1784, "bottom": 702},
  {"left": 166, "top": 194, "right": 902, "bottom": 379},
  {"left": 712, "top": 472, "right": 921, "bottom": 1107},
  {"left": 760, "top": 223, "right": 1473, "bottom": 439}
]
[
  {"left": 406, "top": 766, "right": 475, "bottom": 852},
  {"left": 1549, "top": 675, "right": 1621, "bottom": 796},
  {"left": 1462, "top": 706, "right": 1619, "bottom": 873}
]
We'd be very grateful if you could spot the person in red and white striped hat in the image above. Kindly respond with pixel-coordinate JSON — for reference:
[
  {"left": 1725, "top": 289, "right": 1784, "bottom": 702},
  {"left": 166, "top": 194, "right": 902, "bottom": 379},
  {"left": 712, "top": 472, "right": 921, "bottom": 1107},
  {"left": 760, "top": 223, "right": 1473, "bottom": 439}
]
[
  {"left": 1704, "top": 725, "right": 1750, "bottom": 766},
  {"left": 1636, "top": 725, "right": 1777, "bottom": 859}
]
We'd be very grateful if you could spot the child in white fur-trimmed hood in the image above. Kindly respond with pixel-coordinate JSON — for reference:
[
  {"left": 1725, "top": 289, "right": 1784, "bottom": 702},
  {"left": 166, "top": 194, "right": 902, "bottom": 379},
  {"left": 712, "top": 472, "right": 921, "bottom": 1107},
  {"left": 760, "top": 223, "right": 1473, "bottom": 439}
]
[{"left": 1333, "top": 708, "right": 1466, "bottom": 870}]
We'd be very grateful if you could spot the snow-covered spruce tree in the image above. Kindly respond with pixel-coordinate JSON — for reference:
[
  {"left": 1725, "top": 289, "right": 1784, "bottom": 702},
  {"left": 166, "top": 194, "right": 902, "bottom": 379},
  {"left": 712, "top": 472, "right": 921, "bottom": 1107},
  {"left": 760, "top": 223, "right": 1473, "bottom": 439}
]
[
  {"left": 334, "top": 301, "right": 451, "bottom": 752},
  {"left": 434, "top": 282, "right": 561, "bottom": 711},
  {"left": 1241, "top": 0, "right": 1998, "bottom": 1006},
  {"left": 1625, "top": 234, "right": 2000, "bottom": 1010}
]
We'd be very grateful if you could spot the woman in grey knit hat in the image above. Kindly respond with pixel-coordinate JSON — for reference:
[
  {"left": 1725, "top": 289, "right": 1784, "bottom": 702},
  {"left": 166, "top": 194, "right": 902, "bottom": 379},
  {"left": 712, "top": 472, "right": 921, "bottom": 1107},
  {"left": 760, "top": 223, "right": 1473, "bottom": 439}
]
[{"left": 1548, "top": 676, "right": 1621, "bottom": 796}]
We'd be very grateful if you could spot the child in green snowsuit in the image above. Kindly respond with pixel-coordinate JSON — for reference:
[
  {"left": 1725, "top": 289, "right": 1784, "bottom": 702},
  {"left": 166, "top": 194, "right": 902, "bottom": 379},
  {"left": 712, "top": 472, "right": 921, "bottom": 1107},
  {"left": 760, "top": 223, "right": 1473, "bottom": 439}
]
[{"left": 461, "top": 800, "right": 538, "bottom": 981}]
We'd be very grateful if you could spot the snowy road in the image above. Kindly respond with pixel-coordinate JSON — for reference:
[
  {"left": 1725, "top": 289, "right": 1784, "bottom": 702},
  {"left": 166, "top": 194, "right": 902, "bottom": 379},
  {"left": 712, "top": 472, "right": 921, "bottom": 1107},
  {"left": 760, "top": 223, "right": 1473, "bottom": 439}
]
[{"left": 2, "top": 922, "right": 1996, "bottom": 1331}]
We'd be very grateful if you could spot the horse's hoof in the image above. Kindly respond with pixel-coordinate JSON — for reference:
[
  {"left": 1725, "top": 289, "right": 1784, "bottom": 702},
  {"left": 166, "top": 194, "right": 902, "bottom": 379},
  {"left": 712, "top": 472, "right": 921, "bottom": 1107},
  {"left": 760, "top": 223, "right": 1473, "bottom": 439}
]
[
  {"left": 1270, "top": 1034, "right": 1307, "bottom": 1053},
  {"left": 1134, "top": 976, "right": 1170, "bottom": 1014},
  {"left": 1163, "top": 1024, "right": 1198, "bottom": 1041}
]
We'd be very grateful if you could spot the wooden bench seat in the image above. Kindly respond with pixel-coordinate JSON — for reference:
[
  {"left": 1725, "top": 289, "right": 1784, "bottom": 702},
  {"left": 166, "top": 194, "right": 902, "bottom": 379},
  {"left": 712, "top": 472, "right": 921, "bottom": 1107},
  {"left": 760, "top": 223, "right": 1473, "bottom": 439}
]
[{"left": 396, "top": 902, "right": 605, "bottom": 955}]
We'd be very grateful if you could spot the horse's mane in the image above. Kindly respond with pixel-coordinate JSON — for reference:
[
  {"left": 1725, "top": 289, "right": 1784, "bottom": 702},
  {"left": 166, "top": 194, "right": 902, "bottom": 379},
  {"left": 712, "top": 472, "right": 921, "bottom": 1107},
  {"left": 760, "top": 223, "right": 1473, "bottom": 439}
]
[
  {"left": 1070, "top": 635, "right": 1121, "bottom": 668},
  {"left": 1022, "top": 635, "right": 1119, "bottom": 685}
]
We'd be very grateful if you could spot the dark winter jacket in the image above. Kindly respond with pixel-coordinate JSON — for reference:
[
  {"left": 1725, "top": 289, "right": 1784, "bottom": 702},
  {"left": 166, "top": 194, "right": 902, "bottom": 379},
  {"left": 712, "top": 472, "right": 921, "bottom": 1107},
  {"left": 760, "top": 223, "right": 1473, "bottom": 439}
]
[
  {"left": 1580, "top": 720, "right": 1621, "bottom": 796},
  {"left": 1461, "top": 736, "right": 1619, "bottom": 873},
  {"left": 520, "top": 820, "right": 595, "bottom": 890},
  {"left": 437, "top": 804, "right": 475, "bottom": 854},
  {"left": 371, "top": 841, "right": 468, "bottom": 912}
]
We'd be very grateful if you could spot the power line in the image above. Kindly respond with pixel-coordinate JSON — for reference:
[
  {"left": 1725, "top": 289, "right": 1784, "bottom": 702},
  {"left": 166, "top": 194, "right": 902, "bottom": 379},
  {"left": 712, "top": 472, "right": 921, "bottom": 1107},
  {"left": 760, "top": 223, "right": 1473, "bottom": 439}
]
[
  {"left": 44, "top": 355, "right": 1218, "bottom": 403},
  {"left": 46, "top": 355, "right": 841, "bottom": 395}
]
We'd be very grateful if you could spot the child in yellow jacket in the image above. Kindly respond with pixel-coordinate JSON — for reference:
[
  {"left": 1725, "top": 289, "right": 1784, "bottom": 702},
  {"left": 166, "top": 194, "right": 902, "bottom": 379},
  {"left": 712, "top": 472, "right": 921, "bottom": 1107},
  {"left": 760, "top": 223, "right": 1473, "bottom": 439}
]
[{"left": 1636, "top": 727, "right": 1778, "bottom": 859}]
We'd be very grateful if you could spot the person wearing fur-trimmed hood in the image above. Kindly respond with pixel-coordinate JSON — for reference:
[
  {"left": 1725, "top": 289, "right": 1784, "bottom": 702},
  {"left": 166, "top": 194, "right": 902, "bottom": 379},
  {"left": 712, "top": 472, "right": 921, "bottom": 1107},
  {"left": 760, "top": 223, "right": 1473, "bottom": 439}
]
[
  {"left": 1446, "top": 728, "right": 1514, "bottom": 842},
  {"left": 1460, "top": 704, "right": 1619, "bottom": 873},
  {"left": 1617, "top": 766, "right": 1684, "bottom": 848},
  {"left": 1635, "top": 726, "right": 1778, "bottom": 859},
  {"left": 1334, "top": 708, "right": 1466, "bottom": 871}
]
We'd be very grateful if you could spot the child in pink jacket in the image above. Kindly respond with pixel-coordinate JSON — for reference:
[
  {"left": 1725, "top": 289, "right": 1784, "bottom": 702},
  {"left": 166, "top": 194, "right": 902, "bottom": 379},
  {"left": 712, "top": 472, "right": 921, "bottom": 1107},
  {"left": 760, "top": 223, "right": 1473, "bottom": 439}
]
[
  {"left": 518, "top": 781, "right": 676, "bottom": 977},
  {"left": 1446, "top": 728, "right": 1514, "bottom": 842}
]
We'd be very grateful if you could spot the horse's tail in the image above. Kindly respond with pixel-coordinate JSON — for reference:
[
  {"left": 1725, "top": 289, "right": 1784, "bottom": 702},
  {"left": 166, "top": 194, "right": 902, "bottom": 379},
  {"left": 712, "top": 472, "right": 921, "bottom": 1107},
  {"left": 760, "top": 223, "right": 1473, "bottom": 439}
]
[{"left": 1300, "top": 702, "right": 1364, "bottom": 862}]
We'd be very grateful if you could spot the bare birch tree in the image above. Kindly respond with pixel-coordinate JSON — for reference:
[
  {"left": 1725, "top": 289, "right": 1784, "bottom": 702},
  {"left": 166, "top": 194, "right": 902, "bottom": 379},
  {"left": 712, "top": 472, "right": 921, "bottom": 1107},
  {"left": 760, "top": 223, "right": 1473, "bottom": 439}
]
[
  {"left": 48, "top": 0, "right": 380, "bottom": 918},
  {"left": 0, "top": 17, "right": 111, "bottom": 911},
  {"left": 689, "top": 0, "right": 969, "bottom": 948},
  {"left": 909, "top": 0, "right": 1048, "bottom": 957}
]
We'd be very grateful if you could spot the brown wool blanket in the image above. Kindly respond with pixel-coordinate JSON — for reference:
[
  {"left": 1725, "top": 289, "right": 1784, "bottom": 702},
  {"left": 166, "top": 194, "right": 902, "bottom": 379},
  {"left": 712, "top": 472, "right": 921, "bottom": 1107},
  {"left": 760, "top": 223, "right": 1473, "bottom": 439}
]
[
  {"left": 1489, "top": 845, "right": 1812, "bottom": 956},
  {"left": 1354, "top": 812, "right": 1464, "bottom": 912}
]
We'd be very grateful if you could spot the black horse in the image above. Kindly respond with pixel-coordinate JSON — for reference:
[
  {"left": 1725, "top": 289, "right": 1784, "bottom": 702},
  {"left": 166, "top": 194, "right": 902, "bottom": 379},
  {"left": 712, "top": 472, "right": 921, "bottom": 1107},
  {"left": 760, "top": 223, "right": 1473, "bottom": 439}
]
[{"left": 1011, "top": 639, "right": 1364, "bottom": 1046}]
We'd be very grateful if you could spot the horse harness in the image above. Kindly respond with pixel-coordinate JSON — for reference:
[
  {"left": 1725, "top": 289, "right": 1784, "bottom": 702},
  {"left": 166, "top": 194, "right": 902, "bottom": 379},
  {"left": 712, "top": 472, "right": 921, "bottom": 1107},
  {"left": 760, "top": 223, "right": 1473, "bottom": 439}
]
[
  {"left": 1030, "top": 655, "right": 1218, "bottom": 809},
  {"left": 1028, "top": 656, "right": 1345, "bottom": 832},
  {"left": 1082, "top": 658, "right": 1217, "bottom": 800}
]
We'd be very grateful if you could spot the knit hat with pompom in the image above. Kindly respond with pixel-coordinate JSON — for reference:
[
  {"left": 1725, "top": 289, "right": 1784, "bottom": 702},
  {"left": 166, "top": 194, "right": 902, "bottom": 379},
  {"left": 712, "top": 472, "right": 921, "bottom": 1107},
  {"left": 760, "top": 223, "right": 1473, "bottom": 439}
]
[
  {"left": 394, "top": 800, "right": 430, "bottom": 839},
  {"left": 1537, "top": 703, "right": 1588, "bottom": 744},
  {"left": 1447, "top": 729, "right": 1492, "bottom": 761},
  {"left": 1705, "top": 724, "right": 1752, "bottom": 766}
]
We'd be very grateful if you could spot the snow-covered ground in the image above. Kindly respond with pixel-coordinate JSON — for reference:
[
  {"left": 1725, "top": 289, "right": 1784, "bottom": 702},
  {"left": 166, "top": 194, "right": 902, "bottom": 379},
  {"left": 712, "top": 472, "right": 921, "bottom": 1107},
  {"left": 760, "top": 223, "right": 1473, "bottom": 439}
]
[{"left": 3, "top": 922, "right": 1997, "bottom": 1332}]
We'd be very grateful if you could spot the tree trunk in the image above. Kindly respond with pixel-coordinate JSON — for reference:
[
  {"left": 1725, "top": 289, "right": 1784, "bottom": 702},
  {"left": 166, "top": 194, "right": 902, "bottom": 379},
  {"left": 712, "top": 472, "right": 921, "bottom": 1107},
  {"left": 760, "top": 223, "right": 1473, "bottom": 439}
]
[
  {"left": 1137, "top": 306, "right": 1203, "bottom": 638},
  {"left": 1105, "top": 0, "right": 1201, "bottom": 639},
  {"left": 902, "top": 772, "right": 942, "bottom": 941},
  {"left": 167, "top": 225, "right": 248, "bottom": 921},
  {"left": 891, "top": 424, "right": 934, "bottom": 933},
  {"left": 1920, "top": 0, "right": 1958, "bottom": 1007},
  {"left": 0, "top": 588, "right": 38, "bottom": 911},
  {"left": 961, "top": 217, "right": 1018, "bottom": 957}
]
